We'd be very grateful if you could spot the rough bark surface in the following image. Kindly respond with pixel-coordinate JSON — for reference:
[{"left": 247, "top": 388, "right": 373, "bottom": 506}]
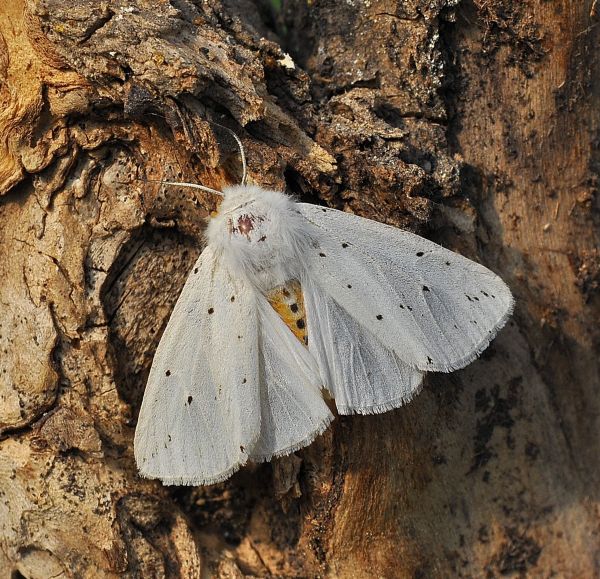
[{"left": 0, "top": 0, "right": 598, "bottom": 577}]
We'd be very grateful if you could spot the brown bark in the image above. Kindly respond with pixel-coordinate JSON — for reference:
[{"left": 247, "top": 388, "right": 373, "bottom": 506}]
[{"left": 1, "top": 0, "right": 598, "bottom": 577}]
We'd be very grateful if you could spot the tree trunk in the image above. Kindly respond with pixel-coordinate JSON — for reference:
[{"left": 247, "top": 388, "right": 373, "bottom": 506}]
[{"left": 1, "top": 0, "right": 598, "bottom": 577}]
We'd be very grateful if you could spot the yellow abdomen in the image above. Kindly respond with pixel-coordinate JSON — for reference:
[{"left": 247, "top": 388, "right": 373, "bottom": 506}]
[{"left": 266, "top": 280, "right": 308, "bottom": 346}]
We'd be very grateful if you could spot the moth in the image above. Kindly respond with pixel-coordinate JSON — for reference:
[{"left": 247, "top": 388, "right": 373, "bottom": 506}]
[{"left": 133, "top": 179, "right": 514, "bottom": 486}]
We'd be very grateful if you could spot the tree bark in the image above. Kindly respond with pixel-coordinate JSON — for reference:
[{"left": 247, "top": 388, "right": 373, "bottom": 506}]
[{"left": 1, "top": 0, "right": 598, "bottom": 577}]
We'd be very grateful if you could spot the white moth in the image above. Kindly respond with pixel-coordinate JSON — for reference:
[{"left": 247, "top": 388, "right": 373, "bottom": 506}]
[{"left": 134, "top": 184, "right": 514, "bottom": 486}]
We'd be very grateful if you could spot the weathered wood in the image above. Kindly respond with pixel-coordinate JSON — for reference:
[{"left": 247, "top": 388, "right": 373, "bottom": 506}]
[{"left": 0, "top": 0, "right": 598, "bottom": 576}]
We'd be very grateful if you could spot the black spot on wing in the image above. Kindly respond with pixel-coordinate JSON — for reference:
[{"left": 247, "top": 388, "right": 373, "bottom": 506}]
[
  {"left": 194, "top": 267, "right": 199, "bottom": 274},
  {"left": 319, "top": 252, "right": 326, "bottom": 257},
  {"left": 376, "top": 314, "right": 383, "bottom": 320},
  {"left": 416, "top": 251, "right": 424, "bottom": 257},
  {"left": 187, "top": 395, "right": 193, "bottom": 405},
  {"left": 230, "top": 296, "right": 235, "bottom": 302},
  {"left": 347, "top": 284, "right": 352, "bottom": 288},
  {"left": 423, "top": 285, "right": 430, "bottom": 292},
  {"left": 165, "top": 370, "right": 171, "bottom": 376},
  {"left": 296, "top": 319, "right": 305, "bottom": 329},
  {"left": 342, "top": 243, "right": 349, "bottom": 248},
  {"left": 290, "top": 303, "right": 299, "bottom": 313},
  {"left": 208, "top": 307, "right": 214, "bottom": 314}
]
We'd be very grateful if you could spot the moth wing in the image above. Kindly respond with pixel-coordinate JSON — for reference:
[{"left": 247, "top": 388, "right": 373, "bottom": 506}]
[
  {"left": 248, "top": 297, "right": 333, "bottom": 461},
  {"left": 298, "top": 204, "right": 514, "bottom": 372},
  {"left": 302, "top": 276, "right": 423, "bottom": 414},
  {"left": 134, "top": 246, "right": 260, "bottom": 485}
]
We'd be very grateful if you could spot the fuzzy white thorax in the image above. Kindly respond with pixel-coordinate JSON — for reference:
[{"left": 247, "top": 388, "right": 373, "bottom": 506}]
[{"left": 205, "top": 185, "right": 313, "bottom": 292}]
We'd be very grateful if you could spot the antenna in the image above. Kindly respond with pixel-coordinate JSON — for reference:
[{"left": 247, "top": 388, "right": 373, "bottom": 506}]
[
  {"left": 140, "top": 178, "right": 223, "bottom": 197},
  {"left": 137, "top": 120, "right": 247, "bottom": 193},
  {"left": 206, "top": 120, "right": 247, "bottom": 186}
]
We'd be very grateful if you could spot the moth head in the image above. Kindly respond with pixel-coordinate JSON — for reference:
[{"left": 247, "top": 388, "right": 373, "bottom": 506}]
[
  {"left": 208, "top": 184, "right": 295, "bottom": 242},
  {"left": 205, "top": 184, "right": 310, "bottom": 289}
]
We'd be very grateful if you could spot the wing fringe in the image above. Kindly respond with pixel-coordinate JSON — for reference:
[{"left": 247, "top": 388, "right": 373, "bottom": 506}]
[
  {"left": 137, "top": 456, "right": 248, "bottom": 487},
  {"left": 434, "top": 291, "right": 515, "bottom": 373},
  {"left": 249, "top": 411, "right": 333, "bottom": 463},
  {"left": 336, "top": 382, "right": 424, "bottom": 416}
]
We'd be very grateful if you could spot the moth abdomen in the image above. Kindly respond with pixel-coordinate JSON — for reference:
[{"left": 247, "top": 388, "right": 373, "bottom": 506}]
[{"left": 267, "top": 279, "right": 308, "bottom": 346}]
